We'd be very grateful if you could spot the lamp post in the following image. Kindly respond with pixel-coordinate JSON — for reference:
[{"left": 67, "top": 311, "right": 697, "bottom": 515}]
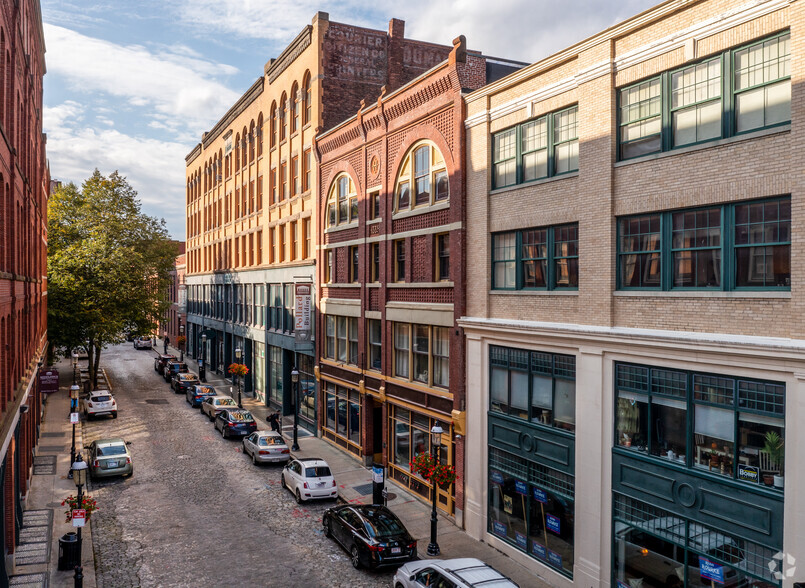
[
  {"left": 235, "top": 346, "right": 243, "bottom": 408},
  {"left": 179, "top": 323, "right": 185, "bottom": 362},
  {"left": 68, "top": 384, "right": 79, "bottom": 478},
  {"left": 291, "top": 368, "right": 300, "bottom": 451},
  {"left": 71, "top": 453, "right": 88, "bottom": 588},
  {"left": 200, "top": 333, "right": 207, "bottom": 382},
  {"left": 71, "top": 350, "right": 78, "bottom": 386},
  {"left": 427, "top": 423, "right": 444, "bottom": 556}
]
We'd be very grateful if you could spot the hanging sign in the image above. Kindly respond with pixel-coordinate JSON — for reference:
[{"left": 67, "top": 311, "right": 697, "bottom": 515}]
[{"left": 294, "top": 283, "right": 312, "bottom": 343}]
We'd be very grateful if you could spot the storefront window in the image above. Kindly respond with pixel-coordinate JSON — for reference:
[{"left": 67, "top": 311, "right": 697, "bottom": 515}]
[
  {"left": 615, "top": 363, "right": 785, "bottom": 490},
  {"left": 489, "top": 448, "right": 574, "bottom": 577},
  {"left": 298, "top": 354, "right": 316, "bottom": 426},
  {"left": 613, "top": 494, "right": 779, "bottom": 588},
  {"left": 490, "top": 346, "right": 576, "bottom": 433},
  {"left": 324, "top": 384, "right": 361, "bottom": 448},
  {"left": 269, "top": 345, "right": 282, "bottom": 407},
  {"left": 253, "top": 342, "right": 265, "bottom": 403}
]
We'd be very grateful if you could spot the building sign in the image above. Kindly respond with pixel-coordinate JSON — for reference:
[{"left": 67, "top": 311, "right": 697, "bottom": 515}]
[
  {"left": 737, "top": 464, "right": 760, "bottom": 484},
  {"left": 699, "top": 557, "right": 725, "bottom": 584},
  {"left": 326, "top": 24, "right": 387, "bottom": 81},
  {"left": 294, "top": 283, "right": 312, "bottom": 343},
  {"left": 546, "top": 513, "right": 561, "bottom": 534},
  {"left": 39, "top": 369, "right": 59, "bottom": 394}
]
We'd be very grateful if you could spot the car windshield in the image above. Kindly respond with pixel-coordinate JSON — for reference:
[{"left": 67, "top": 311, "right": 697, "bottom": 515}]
[
  {"left": 361, "top": 509, "right": 406, "bottom": 538},
  {"left": 217, "top": 398, "right": 237, "bottom": 406},
  {"left": 230, "top": 412, "right": 253, "bottom": 422},
  {"left": 304, "top": 466, "right": 331, "bottom": 478},
  {"left": 97, "top": 444, "right": 126, "bottom": 457},
  {"left": 92, "top": 395, "right": 111, "bottom": 402},
  {"left": 260, "top": 437, "right": 284, "bottom": 446}
]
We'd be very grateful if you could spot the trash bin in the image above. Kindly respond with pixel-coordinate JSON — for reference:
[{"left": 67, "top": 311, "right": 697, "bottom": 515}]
[{"left": 57, "top": 532, "right": 79, "bottom": 570}]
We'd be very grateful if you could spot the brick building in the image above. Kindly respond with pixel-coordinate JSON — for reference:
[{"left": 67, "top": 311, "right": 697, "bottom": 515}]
[
  {"left": 162, "top": 245, "right": 186, "bottom": 352},
  {"left": 315, "top": 37, "right": 522, "bottom": 520},
  {"left": 459, "top": 0, "right": 804, "bottom": 584},
  {"left": 0, "top": 0, "right": 48, "bottom": 581},
  {"left": 184, "top": 12, "right": 456, "bottom": 432}
]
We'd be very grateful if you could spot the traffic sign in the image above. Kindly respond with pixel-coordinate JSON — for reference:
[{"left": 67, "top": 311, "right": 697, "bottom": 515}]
[
  {"left": 72, "top": 509, "right": 86, "bottom": 527},
  {"left": 70, "top": 412, "right": 79, "bottom": 424}
]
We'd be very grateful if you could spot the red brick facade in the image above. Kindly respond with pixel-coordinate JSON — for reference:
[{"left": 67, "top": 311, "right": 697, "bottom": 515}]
[
  {"left": 315, "top": 37, "right": 512, "bottom": 519},
  {"left": 0, "top": 0, "right": 48, "bottom": 577}
]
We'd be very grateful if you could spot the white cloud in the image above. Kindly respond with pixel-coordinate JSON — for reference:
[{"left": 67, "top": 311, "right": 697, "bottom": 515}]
[{"left": 43, "top": 23, "right": 241, "bottom": 138}]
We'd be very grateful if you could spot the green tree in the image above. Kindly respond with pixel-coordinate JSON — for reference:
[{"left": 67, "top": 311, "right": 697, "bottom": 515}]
[{"left": 48, "top": 170, "right": 176, "bottom": 387}]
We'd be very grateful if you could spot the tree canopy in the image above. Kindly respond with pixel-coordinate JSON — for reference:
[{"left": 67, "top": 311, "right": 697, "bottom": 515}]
[{"left": 48, "top": 170, "right": 177, "bottom": 386}]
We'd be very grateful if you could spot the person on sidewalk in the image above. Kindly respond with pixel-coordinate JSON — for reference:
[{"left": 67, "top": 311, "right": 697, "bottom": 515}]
[
  {"left": 267, "top": 410, "right": 281, "bottom": 433},
  {"left": 163, "top": 336, "right": 170, "bottom": 355}
]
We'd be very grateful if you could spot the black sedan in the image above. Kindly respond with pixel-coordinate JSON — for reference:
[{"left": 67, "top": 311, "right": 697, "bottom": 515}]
[
  {"left": 154, "top": 354, "right": 177, "bottom": 375},
  {"left": 186, "top": 384, "right": 217, "bottom": 407},
  {"left": 171, "top": 372, "right": 200, "bottom": 394},
  {"left": 214, "top": 408, "right": 257, "bottom": 439},
  {"left": 163, "top": 361, "right": 188, "bottom": 382},
  {"left": 322, "top": 505, "right": 417, "bottom": 570}
]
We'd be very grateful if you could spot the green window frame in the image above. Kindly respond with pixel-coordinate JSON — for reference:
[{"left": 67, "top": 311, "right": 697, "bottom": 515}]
[
  {"left": 614, "top": 362, "right": 785, "bottom": 492},
  {"left": 489, "top": 345, "right": 576, "bottom": 433},
  {"left": 618, "top": 31, "right": 790, "bottom": 161},
  {"left": 492, "top": 223, "right": 579, "bottom": 291},
  {"left": 491, "top": 105, "right": 578, "bottom": 189},
  {"left": 617, "top": 197, "right": 790, "bottom": 291}
]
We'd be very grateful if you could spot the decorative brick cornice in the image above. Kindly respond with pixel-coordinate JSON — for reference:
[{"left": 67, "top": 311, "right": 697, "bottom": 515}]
[{"left": 266, "top": 26, "right": 313, "bottom": 83}]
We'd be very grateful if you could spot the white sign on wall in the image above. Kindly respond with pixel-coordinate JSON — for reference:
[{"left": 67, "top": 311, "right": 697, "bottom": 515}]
[{"left": 294, "top": 283, "right": 312, "bottom": 343}]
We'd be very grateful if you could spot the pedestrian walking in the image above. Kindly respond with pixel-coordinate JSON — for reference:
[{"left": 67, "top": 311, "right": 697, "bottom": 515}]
[{"left": 164, "top": 336, "right": 170, "bottom": 354}]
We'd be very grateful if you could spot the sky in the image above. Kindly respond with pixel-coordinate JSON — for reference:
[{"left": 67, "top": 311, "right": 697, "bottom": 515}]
[{"left": 42, "top": 0, "right": 659, "bottom": 239}]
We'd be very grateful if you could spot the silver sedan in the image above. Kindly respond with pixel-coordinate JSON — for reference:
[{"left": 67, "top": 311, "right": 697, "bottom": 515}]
[{"left": 242, "top": 431, "right": 290, "bottom": 465}]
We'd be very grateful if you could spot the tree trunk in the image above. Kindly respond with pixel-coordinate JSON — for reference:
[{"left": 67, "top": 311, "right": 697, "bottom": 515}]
[
  {"left": 85, "top": 340, "right": 94, "bottom": 387},
  {"left": 92, "top": 344, "right": 102, "bottom": 389}
]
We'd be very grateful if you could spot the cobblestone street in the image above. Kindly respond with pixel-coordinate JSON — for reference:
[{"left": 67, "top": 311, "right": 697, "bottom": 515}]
[{"left": 83, "top": 343, "right": 392, "bottom": 587}]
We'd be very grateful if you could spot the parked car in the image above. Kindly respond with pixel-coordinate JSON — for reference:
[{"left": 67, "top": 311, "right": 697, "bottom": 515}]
[
  {"left": 214, "top": 408, "right": 257, "bottom": 439},
  {"left": 393, "top": 558, "right": 520, "bottom": 588},
  {"left": 163, "top": 361, "right": 189, "bottom": 382},
  {"left": 171, "top": 372, "right": 200, "bottom": 394},
  {"left": 281, "top": 457, "right": 337, "bottom": 503},
  {"left": 87, "top": 438, "right": 133, "bottom": 479},
  {"left": 134, "top": 336, "right": 152, "bottom": 350},
  {"left": 322, "top": 504, "right": 416, "bottom": 570},
  {"left": 201, "top": 395, "right": 238, "bottom": 421},
  {"left": 186, "top": 384, "right": 217, "bottom": 407},
  {"left": 242, "top": 431, "right": 290, "bottom": 465},
  {"left": 81, "top": 390, "right": 117, "bottom": 420},
  {"left": 154, "top": 354, "right": 177, "bottom": 375}
]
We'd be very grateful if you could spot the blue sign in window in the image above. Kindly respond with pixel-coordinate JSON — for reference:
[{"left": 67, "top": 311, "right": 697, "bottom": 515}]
[
  {"left": 699, "top": 556, "right": 725, "bottom": 584},
  {"left": 515, "top": 531, "right": 528, "bottom": 549},
  {"left": 514, "top": 479, "right": 528, "bottom": 495},
  {"left": 533, "top": 487, "right": 548, "bottom": 503},
  {"left": 490, "top": 470, "right": 504, "bottom": 485},
  {"left": 546, "top": 513, "right": 561, "bottom": 534},
  {"left": 492, "top": 520, "right": 507, "bottom": 537},
  {"left": 531, "top": 541, "right": 546, "bottom": 559},
  {"left": 548, "top": 550, "right": 562, "bottom": 568}
]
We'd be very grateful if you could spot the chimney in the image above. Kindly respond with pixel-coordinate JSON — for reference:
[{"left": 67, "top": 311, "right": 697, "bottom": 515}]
[{"left": 387, "top": 19, "right": 406, "bottom": 92}]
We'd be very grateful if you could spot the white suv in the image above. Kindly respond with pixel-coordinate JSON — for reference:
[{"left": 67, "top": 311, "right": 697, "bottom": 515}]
[
  {"left": 393, "top": 558, "right": 520, "bottom": 588},
  {"left": 81, "top": 391, "right": 118, "bottom": 419},
  {"left": 133, "top": 336, "right": 152, "bottom": 350}
]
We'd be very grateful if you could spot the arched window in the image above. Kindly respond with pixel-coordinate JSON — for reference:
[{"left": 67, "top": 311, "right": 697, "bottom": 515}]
[
  {"left": 270, "top": 102, "right": 277, "bottom": 147},
  {"left": 302, "top": 71, "right": 311, "bottom": 126},
  {"left": 290, "top": 82, "right": 299, "bottom": 134},
  {"left": 235, "top": 133, "right": 241, "bottom": 168},
  {"left": 257, "top": 112, "right": 264, "bottom": 156},
  {"left": 241, "top": 127, "right": 248, "bottom": 167},
  {"left": 279, "top": 93, "right": 287, "bottom": 142},
  {"left": 249, "top": 121, "right": 255, "bottom": 162},
  {"left": 394, "top": 141, "right": 449, "bottom": 212},
  {"left": 326, "top": 174, "right": 357, "bottom": 227}
]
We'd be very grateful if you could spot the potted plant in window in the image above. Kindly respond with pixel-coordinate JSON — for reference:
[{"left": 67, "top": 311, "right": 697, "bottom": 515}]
[{"left": 763, "top": 431, "right": 784, "bottom": 488}]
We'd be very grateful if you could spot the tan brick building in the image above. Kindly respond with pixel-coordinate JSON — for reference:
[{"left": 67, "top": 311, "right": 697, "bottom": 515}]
[
  {"left": 459, "top": 0, "right": 805, "bottom": 585},
  {"left": 184, "top": 12, "right": 457, "bottom": 432}
]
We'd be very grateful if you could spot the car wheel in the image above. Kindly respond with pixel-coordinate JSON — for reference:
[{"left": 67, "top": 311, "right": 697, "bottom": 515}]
[
  {"left": 209, "top": 412, "right": 214, "bottom": 422},
  {"left": 324, "top": 519, "right": 332, "bottom": 538},
  {"left": 112, "top": 412, "right": 118, "bottom": 419},
  {"left": 295, "top": 488, "right": 303, "bottom": 504},
  {"left": 252, "top": 453, "right": 257, "bottom": 466},
  {"left": 220, "top": 426, "right": 226, "bottom": 439},
  {"left": 280, "top": 474, "right": 286, "bottom": 490},
  {"left": 350, "top": 545, "right": 361, "bottom": 569}
]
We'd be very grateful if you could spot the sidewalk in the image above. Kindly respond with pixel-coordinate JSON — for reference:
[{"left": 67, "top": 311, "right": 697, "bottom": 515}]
[
  {"left": 166, "top": 340, "right": 547, "bottom": 588},
  {"left": 12, "top": 356, "right": 96, "bottom": 587}
]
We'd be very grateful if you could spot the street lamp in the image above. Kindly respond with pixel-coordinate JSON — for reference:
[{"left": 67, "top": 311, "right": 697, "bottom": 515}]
[
  {"left": 68, "top": 384, "right": 80, "bottom": 478},
  {"left": 235, "top": 346, "right": 243, "bottom": 408},
  {"left": 71, "top": 350, "right": 78, "bottom": 386},
  {"left": 200, "top": 333, "right": 207, "bottom": 382},
  {"left": 427, "top": 423, "right": 444, "bottom": 556},
  {"left": 179, "top": 323, "right": 185, "bottom": 362},
  {"left": 291, "top": 368, "right": 300, "bottom": 451},
  {"left": 71, "top": 453, "right": 88, "bottom": 588}
]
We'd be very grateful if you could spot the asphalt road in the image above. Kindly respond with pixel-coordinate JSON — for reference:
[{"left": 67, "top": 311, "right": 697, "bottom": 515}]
[{"left": 83, "top": 342, "right": 394, "bottom": 588}]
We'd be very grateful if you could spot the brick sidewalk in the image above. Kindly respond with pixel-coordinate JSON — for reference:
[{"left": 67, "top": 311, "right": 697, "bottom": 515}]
[{"left": 165, "top": 340, "right": 547, "bottom": 588}]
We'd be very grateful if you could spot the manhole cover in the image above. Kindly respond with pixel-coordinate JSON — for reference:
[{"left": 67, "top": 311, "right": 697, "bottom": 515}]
[{"left": 145, "top": 399, "right": 169, "bottom": 405}]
